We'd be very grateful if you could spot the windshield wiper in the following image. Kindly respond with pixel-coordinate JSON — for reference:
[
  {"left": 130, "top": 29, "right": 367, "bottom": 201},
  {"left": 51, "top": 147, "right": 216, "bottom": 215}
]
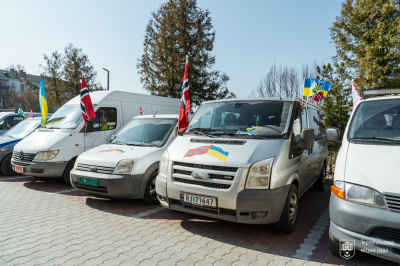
[
  {"left": 45, "top": 126, "right": 61, "bottom": 129},
  {"left": 192, "top": 131, "right": 216, "bottom": 138},
  {"left": 4, "top": 135, "right": 14, "bottom": 138},
  {"left": 353, "top": 137, "right": 400, "bottom": 142},
  {"left": 111, "top": 141, "right": 127, "bottom": 145}
]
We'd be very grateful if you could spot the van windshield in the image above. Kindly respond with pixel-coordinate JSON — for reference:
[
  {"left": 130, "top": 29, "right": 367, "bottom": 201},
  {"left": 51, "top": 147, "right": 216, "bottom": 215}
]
[
  {"left": 110, "top": 118, "right": 177, "bottom": 147},
  {"left": 42, "top": 105, "right": 83, "bottom": 129},
  {"left": 2, "top": 119, "right": 41, "bottom": 139},
  {"left": 186, "top": 100, "right": 293, "bottom": 138},
  {"left": 349, "top": 99, "right": 400, "bottom": 143}
]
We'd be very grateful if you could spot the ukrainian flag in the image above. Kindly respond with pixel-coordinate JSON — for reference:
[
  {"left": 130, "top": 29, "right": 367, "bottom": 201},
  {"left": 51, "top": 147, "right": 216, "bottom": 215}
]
[
  {"left": 207, "top": 145, "right": 229, "bottom": 163},
  {"left": 39, "top": 77, "right": 48, "bottom": 125},
  {"left": 18, "top": 105, "right": 25, "bottom": 118},
  {"left": 303, "top": 78, "right": 332, "bottom": 97}
]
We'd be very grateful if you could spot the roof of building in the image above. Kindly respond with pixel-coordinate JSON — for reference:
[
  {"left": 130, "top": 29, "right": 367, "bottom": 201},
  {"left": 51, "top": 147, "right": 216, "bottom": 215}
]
[{"left": 0, "top": 69, "right": 48, "bottom": 85}]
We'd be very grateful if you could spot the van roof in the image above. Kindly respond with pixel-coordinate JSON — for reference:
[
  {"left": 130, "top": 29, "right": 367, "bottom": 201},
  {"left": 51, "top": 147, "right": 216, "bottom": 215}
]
[
  {"left": 132, "top": 114, "right": 178, "bottom": 119},
  {"left": 363, "top": 94, "right": 400, "bottom": 102},
  {"left": 202, "top": 97, "right": 324, "bottom": 111},
  {"left": 64, "top": 90, "right": 181, "bottom": 106}
]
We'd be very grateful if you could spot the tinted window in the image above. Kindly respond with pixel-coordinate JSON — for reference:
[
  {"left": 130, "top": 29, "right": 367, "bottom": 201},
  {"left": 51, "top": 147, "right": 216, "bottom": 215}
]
[
  {"left": 92, "top": 108, "right": 117, "bottom": 132},
  {"left": 1, "top": 116, "right": 23, "bottom": 130}
]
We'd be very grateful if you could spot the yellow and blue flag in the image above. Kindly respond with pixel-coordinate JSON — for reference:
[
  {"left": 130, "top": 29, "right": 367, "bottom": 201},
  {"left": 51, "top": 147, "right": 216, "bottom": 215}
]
[
  {"left": 18, "top": 104, "right": 25, "bottom": 118},
  {"left": 39, "top": 77, "right": 48, "bottom": 125},
  {"left": 183, "top": 145, "right": 229, "bottom": 163},
  {"left": 303, "top": 78, "right": 332, "bottom": 97}
]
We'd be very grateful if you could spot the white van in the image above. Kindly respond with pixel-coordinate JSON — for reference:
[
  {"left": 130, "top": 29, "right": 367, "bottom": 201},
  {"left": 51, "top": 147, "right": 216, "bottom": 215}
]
[
  {"left": 328, "top": 91, "right": 400, "bottom": 263},
  {"left": 11, "top": 91, "right": 180, "bottom": 184},
  {"left": 70, "top": 115, "right": 178, "bottom": 204},
  {"left": 156, "top": 98, "right": 328, "bottom": 233}
]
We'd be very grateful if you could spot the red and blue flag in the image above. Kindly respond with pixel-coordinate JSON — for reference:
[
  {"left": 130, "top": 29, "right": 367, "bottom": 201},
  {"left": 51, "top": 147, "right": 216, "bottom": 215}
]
[
  {"left": 80, "top": 76, "right": 96, "bottom": 123},
  {"left": 140, "top": 106, "right": 143, "bottom": 116},
  {"left": 178, "top": 59, "right": 190, "bottom": 132}
]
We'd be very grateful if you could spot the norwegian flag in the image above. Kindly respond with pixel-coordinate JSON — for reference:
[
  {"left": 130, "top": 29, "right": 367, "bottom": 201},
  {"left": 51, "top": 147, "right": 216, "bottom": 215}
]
[
  {"left": 178, "top": 58, "right": 190, "bottom": 132},
  {"left": 140, "top": 106, "right": 143, "bottom": 116},
  {"left": 312, "top": 91, "right": 325, "bottom": 103},
  {"left": 351, "top": 80, "right": 362, "bottom": 110},
  {"left": 80, "top": 76, "right": 96, "bottom": 123},
  {"left": 28, "top": 110, "right": 33, "bottom": 118},
  {"left": 7, "top": 122, "right": 11, "bottom": 129},
  {"left": 102, "top": 114, "right": 107, "bottom": 124}
]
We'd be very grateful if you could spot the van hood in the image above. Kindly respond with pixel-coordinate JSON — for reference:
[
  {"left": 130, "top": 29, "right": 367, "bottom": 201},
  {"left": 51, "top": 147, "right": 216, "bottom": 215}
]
[
  {"left": 168, "top": 136, "right": 283, "bottom": 168},
  {"left": 344, "top": 143, "right": 400, "bottom": 194},
  {"left": 77, "top": 144, "right": 159, "bottom": 168},
  {"left": 0, "top": 137, "right": 20, "bottom": 149},
  {"left": 14, "top": 129, "right": 72, "bottom": 153}
]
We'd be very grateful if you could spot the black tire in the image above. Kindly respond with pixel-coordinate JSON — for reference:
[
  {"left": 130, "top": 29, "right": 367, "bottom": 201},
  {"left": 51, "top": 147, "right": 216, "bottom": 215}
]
[
  {"left": 274, "top": 184, "right": 299, "bottom": 234},
  {"left": 314, "top": 163, "right": 326, "bottom": 191},
  {"left": 62, "top": 158, "right": 76, "bottom": 185},
  {"left": 142, "top": 172, "right": 159, "bottom": 205},
  {"left": 1, "top": 154, "right": 18, "bottom": 176},
  {"left": 329, "top": 226, "right": 340, "bottom": 256}
]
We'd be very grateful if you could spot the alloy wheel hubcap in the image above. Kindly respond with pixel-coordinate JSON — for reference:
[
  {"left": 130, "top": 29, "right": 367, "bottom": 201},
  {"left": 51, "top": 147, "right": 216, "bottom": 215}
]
[
  {"left": 289, "top": 192, "right": 298, "bottom": 224},
  {"left": 149, "top": 179, "right": 157, "bottom": 200}
]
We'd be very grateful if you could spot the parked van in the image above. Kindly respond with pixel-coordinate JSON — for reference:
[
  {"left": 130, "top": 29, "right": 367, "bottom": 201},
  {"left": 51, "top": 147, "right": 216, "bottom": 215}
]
[
  {"left": 70, "top": 115, "right": 178, "bottom": 204},
  {"left": 156, "top": 98, "right": 328, "bottom": 233},
  {"left": 0, "top": 117, "right": 42, "bottom": 175},
  {"left": 11, "top": 91, "right": 180, "bottom": 184},
  {"left": 329, "top": 92, "right": 400, "bottom": 263}
]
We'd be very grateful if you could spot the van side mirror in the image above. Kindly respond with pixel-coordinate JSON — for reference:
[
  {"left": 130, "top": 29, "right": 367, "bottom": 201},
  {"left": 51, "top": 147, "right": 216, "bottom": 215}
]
[
  {"left": 326, "top": 127, "right": 341, "bottom": 143},
  {"left": 294, "top": 128, "right": 314, "bottom": 150},
  {"left": 85, "top": 121, "right": 94, "bottom": 133}
]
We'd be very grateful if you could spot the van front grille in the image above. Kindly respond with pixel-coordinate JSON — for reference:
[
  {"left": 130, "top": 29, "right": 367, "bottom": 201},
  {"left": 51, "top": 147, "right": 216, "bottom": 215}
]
[
  {"left": 173, "top": 177, "right": 231, "bottom": 189},
  {"left": 76, "top": 163, "right": 115, "bottom": 174},
  {"left": 173, "top": 162, "right": 238, "bottom": 173},
  {"left": 171, "top": 161, "right": 237, "bottom": 190},
  {"left": 384, "top": 192, "right": 400, "bottom": 213},
  {"left": 12, "top": 151, "right": 36, "bottom": 167}
]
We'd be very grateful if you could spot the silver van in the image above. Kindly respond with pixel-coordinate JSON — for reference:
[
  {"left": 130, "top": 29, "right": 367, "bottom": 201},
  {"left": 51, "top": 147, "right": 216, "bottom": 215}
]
[{"left": 156, "top": 98, "right": 328, "bottom": 233}]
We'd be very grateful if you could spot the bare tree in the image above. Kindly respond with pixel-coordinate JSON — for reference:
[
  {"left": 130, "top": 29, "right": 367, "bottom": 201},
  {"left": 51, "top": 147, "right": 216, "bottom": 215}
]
[{"left": 252, "top": 62, "right": 321, "bottom": 99}]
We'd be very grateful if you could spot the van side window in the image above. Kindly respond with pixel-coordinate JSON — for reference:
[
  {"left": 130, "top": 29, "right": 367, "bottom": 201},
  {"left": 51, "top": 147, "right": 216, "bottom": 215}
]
[
  {"left": 308, "top": 108, "right": 321, "bottom": 139},
  {"left": 291, "top": 103, "right": 307, "bottom": 157},
  {"left": 93, "top": 108, "right": 117, "bottom": 131},
  {"left": 318, "top": 110, "right": 326, "bottom": 139}
]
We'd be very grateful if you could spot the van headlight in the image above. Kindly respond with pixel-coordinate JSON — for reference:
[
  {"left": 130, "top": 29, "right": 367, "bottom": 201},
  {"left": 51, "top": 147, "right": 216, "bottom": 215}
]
[
  {"left": 345, "top": 183, "right": 387, "bottom": 209},
  {"left": 33, "top": 150, "right": 59, "bottom": 161},
  {"left": 114, "top": 159, "right": 136, "bottom": 175},
  {"left": 159, "top": 152, "right": 169, "bottom": 178},
  {"left": 246, "top": 157, "right": 274, "bottom": 189}
]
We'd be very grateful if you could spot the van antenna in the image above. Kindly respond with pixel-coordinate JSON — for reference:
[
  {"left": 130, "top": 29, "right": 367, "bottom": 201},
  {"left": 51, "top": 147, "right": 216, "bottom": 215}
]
[{"left": 153, "top": 110, "right": 158, "bottom": 117}]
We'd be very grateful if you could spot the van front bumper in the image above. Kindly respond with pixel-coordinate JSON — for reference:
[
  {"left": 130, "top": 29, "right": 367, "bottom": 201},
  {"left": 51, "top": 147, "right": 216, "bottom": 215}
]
[
  {"left": 11, "top": 159, "right": 68, "bottom": 178},
  {"left": 71, "top": 169, "right": 144, "bottom": 199},
  {"left": 330, "top": 193, "right": 400, "bottom": 263},
  {"left": 156, "top": 175, "right": 289, "bottom": 224}
]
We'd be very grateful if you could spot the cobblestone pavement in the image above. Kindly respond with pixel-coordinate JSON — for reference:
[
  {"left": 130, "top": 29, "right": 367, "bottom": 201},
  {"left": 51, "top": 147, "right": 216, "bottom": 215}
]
[{"left": 0, "top": 174, "right": 397, "bottom": 266}]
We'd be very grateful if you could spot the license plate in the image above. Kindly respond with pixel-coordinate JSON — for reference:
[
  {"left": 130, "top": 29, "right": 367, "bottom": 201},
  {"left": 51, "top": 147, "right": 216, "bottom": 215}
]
[
  {"left": 180, "top": 193, "right": 217, "bottom": 208},
  {"left": 14, "top": 166, "right": 23, "bottom": 173},
  {"left": 77, "top": 177, "right": 98, "bottom": 187}
]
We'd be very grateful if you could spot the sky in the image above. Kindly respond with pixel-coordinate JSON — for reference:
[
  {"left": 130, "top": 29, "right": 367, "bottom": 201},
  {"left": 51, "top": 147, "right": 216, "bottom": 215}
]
[{"left": 0, "top": 0, "right": 343, "bottom": 99}]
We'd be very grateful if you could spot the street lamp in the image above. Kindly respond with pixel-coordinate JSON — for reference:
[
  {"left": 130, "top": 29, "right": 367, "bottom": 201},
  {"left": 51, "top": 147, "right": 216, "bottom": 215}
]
[{"left": 103, "top": 68, "right": 109, "bottom": 91}]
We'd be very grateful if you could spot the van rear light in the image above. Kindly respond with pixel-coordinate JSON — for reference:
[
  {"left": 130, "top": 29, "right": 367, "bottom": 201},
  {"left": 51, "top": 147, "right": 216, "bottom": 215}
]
[{"left": 331, "top": 184, "right": 345, "bottom": 200}]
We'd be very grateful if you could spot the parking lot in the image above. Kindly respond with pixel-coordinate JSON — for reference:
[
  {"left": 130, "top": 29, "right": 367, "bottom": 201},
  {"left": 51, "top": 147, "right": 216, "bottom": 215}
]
[{"left": 0, "top": 174, "right": 396, "bottom": 266}]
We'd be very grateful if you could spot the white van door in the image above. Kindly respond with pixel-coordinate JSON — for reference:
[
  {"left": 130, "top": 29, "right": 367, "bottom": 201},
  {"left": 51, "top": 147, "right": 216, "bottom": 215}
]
[
  {"left": 307, "top": 107, "right": 325, "bottom": 181},
  {"left": 85, "top": 105, "right": 121, "bottom": 149}
]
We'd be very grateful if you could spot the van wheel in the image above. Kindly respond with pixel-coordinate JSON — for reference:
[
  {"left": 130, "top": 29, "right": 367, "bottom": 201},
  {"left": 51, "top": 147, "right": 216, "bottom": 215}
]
[
  {"left": 62, "top": 158, "right": 76, "bottom": 186},
  {"left": 274, "top": 184, "right": 298, "bottom": 233},
  {"left": 1, "top": 154, "right": 18, "bottom": 176},
  {"left": 142, "top": 172, "right": 159, "bottom": 205},
  {"left": 314, "top": 163, "right": 326, "bottom": 191},
  {"left": 329, "top": 226, "right": 340, "bottom": 256}
]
